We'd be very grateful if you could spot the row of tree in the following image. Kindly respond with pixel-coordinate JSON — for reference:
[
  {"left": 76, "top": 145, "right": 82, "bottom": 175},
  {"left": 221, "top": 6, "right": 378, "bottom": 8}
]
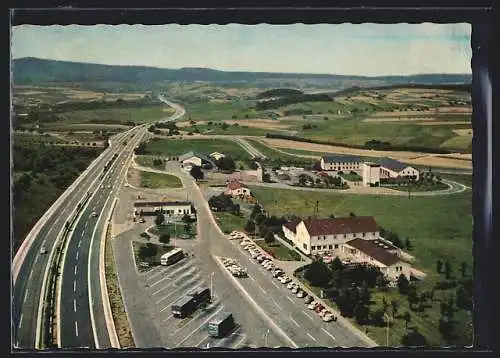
[{"left": 208, "top": 193, "right": 240, "bottom": 215}]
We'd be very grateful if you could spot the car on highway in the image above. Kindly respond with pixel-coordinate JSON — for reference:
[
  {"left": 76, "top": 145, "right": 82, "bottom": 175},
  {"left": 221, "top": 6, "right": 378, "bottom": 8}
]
[
  {"left": 304, "top": 296, "right": 314, "bottom": 304},
  {"left": 40, "top": 246, "right": 48, "bottom": 254},
  {"left": 91, "top": 211, "right": 98, "bottom": 217}
]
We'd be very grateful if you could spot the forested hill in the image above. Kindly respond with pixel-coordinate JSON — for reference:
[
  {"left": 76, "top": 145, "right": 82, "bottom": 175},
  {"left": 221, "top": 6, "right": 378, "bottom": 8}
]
[{"left": 13, "top": 57, "right": 472, "bottom": 88}]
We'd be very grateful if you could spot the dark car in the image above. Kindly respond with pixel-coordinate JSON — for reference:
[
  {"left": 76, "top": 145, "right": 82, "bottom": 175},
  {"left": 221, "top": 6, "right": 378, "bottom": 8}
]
[{"left": 140, "top": 232, "right": 150, "bottom": 239}]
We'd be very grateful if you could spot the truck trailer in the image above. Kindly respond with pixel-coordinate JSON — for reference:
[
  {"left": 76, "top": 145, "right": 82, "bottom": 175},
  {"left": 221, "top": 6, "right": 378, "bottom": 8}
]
[
  {"left": 171, "top": 295, "right": 198, "bottom": 318},
  {"left": 188, "top": 288, "right": 211, "bottom": 306},
  {"left": 207, "top": 312, "right": 235, "bottom": 338}
]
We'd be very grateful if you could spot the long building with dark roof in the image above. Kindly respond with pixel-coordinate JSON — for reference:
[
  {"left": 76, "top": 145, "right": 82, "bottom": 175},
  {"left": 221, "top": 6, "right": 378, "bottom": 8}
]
[{"left": 320, "top": 154, "right": 362, "bottom": 171}]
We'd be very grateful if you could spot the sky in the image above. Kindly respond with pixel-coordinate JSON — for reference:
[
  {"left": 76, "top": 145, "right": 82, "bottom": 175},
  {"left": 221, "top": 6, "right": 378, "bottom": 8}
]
[{"left": 11, "top": 23, "right": 472, "bottom": 76}]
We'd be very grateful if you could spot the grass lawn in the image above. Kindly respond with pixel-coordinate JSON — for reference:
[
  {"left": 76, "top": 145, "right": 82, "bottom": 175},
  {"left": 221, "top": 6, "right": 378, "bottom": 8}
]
[
  {"left": 245, "top": 139, "right": 318, "bottom": 167},
  {"left": 105, "top": 225, "right": 135, "bottom": 348},
  {"left": 385, "top": 181, "right": 450, "bottom": 192},
  {"left": 439, "top": 174, "right": 472, "bottom": 188},
  {"left": 183, "top": 101, "right": 257, "bottom": 122},
  {"left": 135, "top": 155, "right": 165, "bottom": 169},
  {"left": 131, "top": 241, "right": 175, "bottom": 269},
  {"left": 439, "top": 134, "right": 473, "bottom": 151},
  {"left": 340, "top": 172, "right": 363, "bottom": 181},
  {"left": 56, "top": 105, "right": 171, "bottom": 124},
  {"left": 255, "top": 239, "right": 301, "bottom": 261},
  {"left": 251, "top": 186, "right": 473, "bottom": 346},
  {"left": 144, "top": 137, "right": 251, "bottom": 160},
  {"left": 185, "top": 123, "right": 279, "bottom": 136},
  {"left": 212, "top": 212, "right": 248, "bottom": 234},
  {"left": 139, "top": 170, "right": 182, "bottom": 188},
  {"left": 149, "top": 222, "right": 196, "bottom": 239}
]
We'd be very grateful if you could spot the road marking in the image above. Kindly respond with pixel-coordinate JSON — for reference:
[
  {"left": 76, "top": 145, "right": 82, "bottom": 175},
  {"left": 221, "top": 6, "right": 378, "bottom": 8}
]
[
  {"left": 302, "top": 310, "right": 314, "bottom": 321},
  {"left": 74, "top": 265, "right": 77, "bottom": 275},
  {"left": 75, "top": 321, "right": 79, "bottom": 336},
  {"left": 290, "top": 317, "right": 300, "bottom": 328},
  {"left": 257, "top": 284, "right": 267, "bottom": 294},
  {"left": 28, "top": 271, "right": 33, "bottom": 280},
  {"left": 85, "top": 221, "right": 88, "bottom": 228},
  {"left": 78, "top": 240, "right": 82, "bottom": 248},
  {"left": 232, "top": 334, "right": 247, "bottom": 349},
  {"left": 322, "top": 328, "right": 336, "bottom": 341},
  {"left": 73, "top": 281, "right": 76, "bottom": 292},
  {"left": 81, "top": 231, "right": 85, "bottom": 238},
  {"left": 76, "top": 252, "right": 79, "bottom": 260},
  {"left": 175, "top": 306, "right": 224, "bottom": 347},
  {"left": 286, "top": 296, "right": 295, "bottom": 303},
  {"left": 272, "top": 300, "right": 283, "bottom": 311},
  {"left": 19, "top": 314, "right": 23, "bottom": 329},
  {"left": 157, "top": 278, "right": 203, "bottom": 309},
  {"left": 74, "top": 299, "right": 77, "bottom": 312},
  {"left": 307, "top": 333, "right": 317, "bottom": 342},
  {"left": 150, "top": 266, "right": 196, "bottom": 289},
  {"left": 249, "top": 276, "right": 256, "bottom": 282},
  {"left": 271, "top": 281, "right": 280, "bottom": 289},
  {"left": 195, "top": 335, "right": 209, "bottom": 348},
  {"left": 162, "top": 314, "right": 173, "bottom": 322}
]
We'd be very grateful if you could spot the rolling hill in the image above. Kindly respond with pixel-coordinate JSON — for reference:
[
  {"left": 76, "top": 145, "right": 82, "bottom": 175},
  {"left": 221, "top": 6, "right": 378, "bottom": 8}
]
[{"left": 12, "top": 57, "right": 471, "bottom": 90}]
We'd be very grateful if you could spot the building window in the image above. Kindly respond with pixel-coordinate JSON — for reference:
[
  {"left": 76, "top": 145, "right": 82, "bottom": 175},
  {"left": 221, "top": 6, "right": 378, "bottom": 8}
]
[
  {"left": 362, "top": 233, "right": 366, "bottom": 237},
  {"left": 311, "top": 246, "right": 315, "bottom": 250},
  {"left": 334, "top": 244, "right": 338, "bottom": 249},
  {"left": 344, "top": 234, "right": 346, "bottom": 238},
  {"left": 328, "top": 245, "right": 332, "bottom": 249},
  {"left": 323, "top": 236, "right": 326, "bottom": 240},
  {"left": 303, "top": 243, "right": 307, "bottom": 250},
  {"left": 323, "top": 245, "right": 327, "bottom": 249}
]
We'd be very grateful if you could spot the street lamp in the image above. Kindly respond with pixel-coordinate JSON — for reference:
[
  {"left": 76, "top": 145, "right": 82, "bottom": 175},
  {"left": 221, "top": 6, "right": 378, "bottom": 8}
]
[
  {"left": 264, "top": 329, "right": 270, "bottom": 347},
  {"left": 384, "top": 313, "right": 391, "bottom": 347},
  {"left": 210, "top": 272, "right": 215, "bottom": 298}
]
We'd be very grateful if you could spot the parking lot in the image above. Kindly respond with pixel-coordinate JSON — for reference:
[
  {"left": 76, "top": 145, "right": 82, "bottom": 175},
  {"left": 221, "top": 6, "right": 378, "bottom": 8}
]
[{"left": 140, "top": 255, "right": 250, "bottom": 349}]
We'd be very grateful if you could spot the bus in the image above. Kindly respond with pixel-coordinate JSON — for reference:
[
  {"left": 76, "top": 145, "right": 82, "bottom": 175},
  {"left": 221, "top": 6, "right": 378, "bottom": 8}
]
[
  {"left": 160, "top": 248, "right": 184, "bottom": 266},
  {"left": 207, "top": 312, "right": 235, "bottom": 338}
]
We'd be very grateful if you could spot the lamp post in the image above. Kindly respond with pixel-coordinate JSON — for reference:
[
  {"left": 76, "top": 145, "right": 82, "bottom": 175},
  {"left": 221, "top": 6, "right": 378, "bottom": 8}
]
[
  {"left": 210, "top": 272, "right": 215, "bottom": 298},
  {"left": 264, "top": 329, "right": 270, "bottom": 347},
  {"left": 385, "top": 313, "right": 391, "bottom": 347}
]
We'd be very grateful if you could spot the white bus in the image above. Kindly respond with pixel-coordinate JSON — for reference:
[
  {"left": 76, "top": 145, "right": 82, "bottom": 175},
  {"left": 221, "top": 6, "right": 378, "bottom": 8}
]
[{"left": 160, "top": 248, "right": 185, "bottom": 266}]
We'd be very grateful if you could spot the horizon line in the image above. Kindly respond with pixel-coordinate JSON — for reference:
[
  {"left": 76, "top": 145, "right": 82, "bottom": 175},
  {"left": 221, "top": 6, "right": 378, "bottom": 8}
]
[{"left": 13, "top": 56, "right": 472, "bottom": 78}]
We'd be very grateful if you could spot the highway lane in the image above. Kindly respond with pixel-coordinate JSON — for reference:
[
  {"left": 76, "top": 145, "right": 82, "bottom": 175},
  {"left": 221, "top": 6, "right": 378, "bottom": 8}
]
[
  {"left": 59, "top": 130, "right": 144, "bottom": 348},
  {"left": 13, "top": 129, "right": 136, "bottom": 349}
]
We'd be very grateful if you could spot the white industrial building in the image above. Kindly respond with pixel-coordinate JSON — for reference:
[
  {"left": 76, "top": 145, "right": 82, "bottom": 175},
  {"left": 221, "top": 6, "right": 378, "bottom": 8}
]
[{"left": 362, "top": 162, "right": 381, "bottom": 187}]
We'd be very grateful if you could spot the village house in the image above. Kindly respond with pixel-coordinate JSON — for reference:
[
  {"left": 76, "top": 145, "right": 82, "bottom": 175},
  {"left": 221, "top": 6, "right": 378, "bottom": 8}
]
[
  {"left": 342, "top": 238, "right": 412, "bottom": 280},
  {"left": 283, "top": 216, "right": 380, "bottom": 255},
  {"left": 179, "top": 151, "right": 214, "bottom": 169},
  {"left": 320, "top": 154, "right": 362, "bottom": 172},
  {"left": 133, "top": 200, "right": 194, "bottom": 217},
  {"left": 376, "top": 157, "right": 420, "bottom": 181},
  {"left": 226, "top": 180, "right": 251, "bottom": 197}
]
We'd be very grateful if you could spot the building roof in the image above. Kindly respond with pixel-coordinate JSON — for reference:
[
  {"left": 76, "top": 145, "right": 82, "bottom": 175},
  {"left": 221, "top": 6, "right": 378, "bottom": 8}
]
[
  {"left": 376, "top": 157, "right": 412, "bottom": 172},
  {"left": 321, "top": 154, "right": 361, "bottom": 164},
  {"left": 282, "top": 219, "right": 302, "bottom": 234},
  {"left": 345, "top": 238, "right": 401, "bottom": 266},
  {"left": 302, "top": 216, "right": 378, "bottom": 236},
  {"left": 227, "top": 180, "right": 248, "bottom": 190},
  {"left": 364, "top": 162, "right": 381, "bottom": 167},
  {"left": 133, "top": 201, "right": 191, "bottom": 208},
  {"left": 179, "top": 151, "right": 213, "bottom": 163},
  {"left": 318, "top": 172, "right": 330, "bottom": 177},
  {"left": 210, "top": 151, "right": 225, "bottom": 158}
]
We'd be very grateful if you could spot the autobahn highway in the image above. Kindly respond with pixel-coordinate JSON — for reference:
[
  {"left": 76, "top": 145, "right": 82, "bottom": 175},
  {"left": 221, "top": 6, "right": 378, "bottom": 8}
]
[
  {"left": 12, "top": 128, "right": 139, "bottom": 349},
  {"left": 13, "top": 99, "right": 185, "bottom": 350},
  {"left": 58, "top": 130, "right": 144, "bottom": 348}
]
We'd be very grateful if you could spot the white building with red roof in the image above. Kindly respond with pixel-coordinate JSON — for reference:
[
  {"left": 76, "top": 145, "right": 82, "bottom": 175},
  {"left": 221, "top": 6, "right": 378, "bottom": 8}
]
[{"left": 226, "top": 180, "right": 251, "bottom": 197}]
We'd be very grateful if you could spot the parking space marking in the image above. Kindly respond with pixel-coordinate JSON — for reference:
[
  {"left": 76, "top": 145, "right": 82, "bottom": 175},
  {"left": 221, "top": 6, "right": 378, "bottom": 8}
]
[
  {"left": 152, "top": 267, "right": 198, "bottom": 296},
  {"left": 231, "top": 334, "right": 247, "bottom": 349},
  {"left": 286, "top": 296, "right": 295, "bottom": 304},
  {"left": 290, "top": 317, "right": 300, "bottom": 328},
  {"left": 149, "top": 261, "right": 192, "bottom": 286},
  {"left": 307, "top": 333, "right": 317, "bottom": 342},
  {"left": 175, "top": 306, "right": 224, "bottom": 347},
  {"left": 18, "top": 314, "right": 23, "bottom": 329},
  {"left": 257, "top": 283, "right": 267, "bottom": 294},
  {"left": 158, "top": 279, "right": 204, "bottom": 310},
  {"left": 322, "top": 328, "right": 336, "bottom": 341},
  {"left": 214, "top": 327, "right": 243, "bottom": 348},
  {"left": 249, "top": 276, "right": 256, "bottom": 282},
  {"left": 173, "top": 298, "right": 220, "bottom": 333},
  {"left": 195, "top": 335, "right": 210, "bottom": 348},
  {"left": 272, "top": 300, "right": 283, "bottom": 311},
  {"left": 302, "top": 310, "right": 315, "bottom": 321},
  {"left": 271, "top": 281, "right": 280, "bottom": 289}
]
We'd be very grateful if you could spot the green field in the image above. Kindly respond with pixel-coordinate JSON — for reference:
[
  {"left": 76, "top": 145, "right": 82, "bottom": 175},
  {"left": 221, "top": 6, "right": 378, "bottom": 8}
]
[
  {"left": 183, "top": 101, "right": 259, "bottom": 122},
  {"left": 213, "top": 212, "right": 248, "bottom": 234},
  {"left": 135, "top": 155, "right": 165, "bottom": 169},
  {"left": 55, "top": 105, "right": 170, "bottom": 124},
  {"left": 439, "top": 173, "right": 473, "bottom": 188},
  {"left": 143, "top": 138, "right": 251, "bottom": 160},
  {"left": 255, "top": 239, "right": 301, "bottom": 261},
  {"left": 182, "top": 123, "right": 284, "bottom": 136},
  {"left": 139, "top": 170, "right": 182, "bottom": 188},
  {"left": 250, "top": 186, "right": 473, "bottom": 346},
  {"left": 149, "top": 222, "right": 196, "bottom": 239},
  {"left": 250, "top": 186, "right": 472, "bottom": 273},
  {"left": 131, "top": 241, "right": 175, "bottom": 269}
]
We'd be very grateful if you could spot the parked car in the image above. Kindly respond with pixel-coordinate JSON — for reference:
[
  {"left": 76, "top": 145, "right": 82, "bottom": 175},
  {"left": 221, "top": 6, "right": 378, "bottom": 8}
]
[
  {"left": 272, "top": 270, "right": 284, "bottom": 278},
  {"left": 308, "top": 301, "right": 319, "bottom": 310},
  {"left": 40, "top": 246, "right": 48, "bottom": 254},
  {"left": 140, "top": 232, "right": 150, "bottom": 239},
  {"left": 297, "top": 290, "right": 306, "bottom": 298},
  {"left": 287, "top": 282, "right": 296, "bottom": 289},
  {"left": 139, "top": 217, "right": 146, "bottom": 223},
  {"left": 322, "top": 313, "right": 337, "bottom": 322},
  {"left": 304, "top": 296, "right": 314, "bottom": 304},
  {"left": 314, "top": 304, "right": 325, "bottom": 313},
  {"left": 280, "top": 276, "right": 291, "bottom": 284},
  {"left": 291, "top": 286, "right": 299, "bottom": 294},
  {"left": 319, "top": 309, "right": 330, "bottom": 317}
]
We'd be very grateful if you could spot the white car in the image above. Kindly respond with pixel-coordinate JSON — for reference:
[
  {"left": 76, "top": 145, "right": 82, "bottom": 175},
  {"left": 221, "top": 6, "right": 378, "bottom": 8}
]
[
  {"left": 322, "top": 313, "right": 336, "bottom": 322},
  {"left": 91, "top": 212, "right": 98, "bottom": 217},
  {"left": 319, "top": 309, "right": 330, "bottom": 317},
  {"left": 40, "top": 246, "right": 48, "bottom": 254},
  {"left": 266, "top": 264, "right": 275, "bottom": 271},
  {"left": 308, "top": 301, "right": 319, "bottom": 310},
  {"left": 291, "top": 286, "right": 300, "bottom": 294},
  {"left": 280, "top": 276, "right": 291, "bottom": 284},
  {"left": 297, "top": 290, "right": 306, "bottom": 298},
  {"left": 286, "top": 282, "right": 296, "bottom": 289}
]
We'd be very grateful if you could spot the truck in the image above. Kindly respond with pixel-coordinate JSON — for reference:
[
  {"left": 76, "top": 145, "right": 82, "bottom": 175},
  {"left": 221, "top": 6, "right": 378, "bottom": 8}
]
[
  {"left": 171, "top": 295, "right": 198, "bottom": 318},
  {"left": 207, "top": 312, "right": 235, "bottom": 338},
  {"left": 187, "top": 288, "right": 211, "bottom": 306}
]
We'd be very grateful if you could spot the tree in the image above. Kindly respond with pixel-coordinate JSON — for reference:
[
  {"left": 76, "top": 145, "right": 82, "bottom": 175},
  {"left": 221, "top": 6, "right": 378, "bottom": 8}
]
[
  {"left": 304, "top": 259, "right": 331, "bottom": 287},
  {"left": 159, "top": 233, "right": 170, "bottom": 245},
  {"left": 250, "top": 204, "right": 262, "bottom": 220},
  {"left": 354, "top": 303, "right": 370, "bottom": 325},
  {"left": 254, "top": 213, "right": 267, "bottom": 226},
  {"left": 181, "top": 213, "right": 192, "bottom": 224},
  {"left": 405, "top": 237, "right": 412, "bottom": 251},
  {"left": 390, "top": 299, "right": 399, "bottom": 320},
  {"left": 329, "top": 213, "right": 335, "bottom": 218},
  {"left": 460, "top": 261, "right": 467, "bottom": 278},
  {"left": 216, "top": 156, "right": 236, "bottom": 172},
  {"left": 231, "top": 203, "right": 241, "bottom": 216},
  {"left": 436, "top": 259, "right": 443, "bottom": 274},
  {"left": 244, "top": 220, "right": 255, "bottom": 234},
  {"left": 155, "top": 213, "right": 165, "bottom": 226},
  {"left": 349, "top": 212, "right": 356, "bottom": 217},
  {"left": 401, "top": 329, "right": 428, "bottom": 347},
  {"left": 403, "top": 311, "right": 412, "bottom": 333},
  {"left": 190, "top": 165, "right": 204, "bottom": 181},
  {"left": 264, "top": 231, "right": 275, "bottom": 244},
  {"left": 407, "top": 285, "right": 419, "bottom": 309},
  {"left": 445, "top": 260, "right": 452, "bottom": 279},
  {"left": 397, "top": 274, "right": 410, "bottom": 295},
  {"left": 221, "top": 122, "right": 229, "bottom": 130},
  {"left": 184, "top": 223, "right": 192, "bottom": 235},
  {"left": 138, "top": 243, "right": 158, "bottom": 262},
  {"left": 456, "top": 284, "right": 473, "bottom": 311},
  {"left": 329, "top": 257, "right": 344, "bottom": 272}
]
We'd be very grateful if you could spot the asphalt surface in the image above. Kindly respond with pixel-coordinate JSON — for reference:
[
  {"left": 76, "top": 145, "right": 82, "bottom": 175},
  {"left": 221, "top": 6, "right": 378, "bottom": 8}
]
[
  {"left": 12, "top": 129, "right": 137, "bottom": 349},
  {"left": 59, "top": 131, "right": 143, "bottom": 348},
  {"left": 168, "top": 163, "right": 372, "bottom": 348}
]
